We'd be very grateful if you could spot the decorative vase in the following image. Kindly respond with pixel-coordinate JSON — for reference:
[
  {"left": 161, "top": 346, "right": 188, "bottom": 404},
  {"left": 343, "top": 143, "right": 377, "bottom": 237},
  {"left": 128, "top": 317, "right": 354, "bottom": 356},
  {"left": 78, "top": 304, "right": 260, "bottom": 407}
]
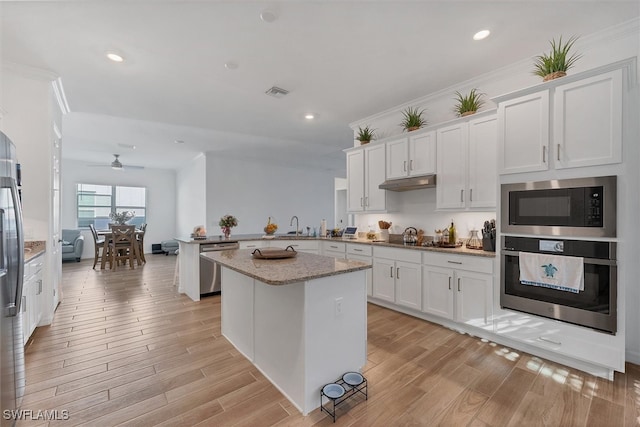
[
  {"left": 543, "top": 71, "right": 567, "bottom": 82},
  {"left": 222, "top": 227, "right": 231, "bottom": 239},
  {"left": 407, "top": 126, "right": 420, "bottom": 132}
]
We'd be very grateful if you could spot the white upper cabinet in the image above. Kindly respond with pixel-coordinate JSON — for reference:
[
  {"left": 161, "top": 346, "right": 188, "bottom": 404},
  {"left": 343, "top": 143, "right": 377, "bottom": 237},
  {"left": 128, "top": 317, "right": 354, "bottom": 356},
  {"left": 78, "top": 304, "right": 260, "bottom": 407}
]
[
  {"left": 346, "top": 143, "right": 391, "bottom": 213},
  {"left": 386, "top": 131, "right": 436, "bottom": 179},
  {"left": 497, "top": 90, "right": 550, "bottom": 174},
  {"left": 436, "top": 113, "right": 497, "bottom": 210},
  {"left": 553, "top": 69, "right": 622, "bottom": 169},
  {"left": 497, "top": 65, "right": 624, "bottom": 174}
]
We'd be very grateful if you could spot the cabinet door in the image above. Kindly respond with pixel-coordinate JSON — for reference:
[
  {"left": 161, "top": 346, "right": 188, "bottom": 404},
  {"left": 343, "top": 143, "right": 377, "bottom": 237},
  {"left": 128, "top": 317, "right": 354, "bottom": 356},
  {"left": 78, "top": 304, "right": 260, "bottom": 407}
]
[
  {"left": 422, "top": 266, "right": 454, "bottom": 320},
  {"left": 467, "top": 116, "right": 497, "bottom": 208},
  {"left": 498, "top": 90, "right": 550, "bottom": 174},
  {"left": 436, "top": 123, "right": 466, "bottom": 209},
  {"left": 554, "top": 69, "right": 622, "bottom": 169},
  {"left": 372, "top": 258, "right": 395, "bottom": 302},
  {"left": 239, "top": 240, "right": 265, "bottom": 250},
  {"left": 409, "top": 131, "right": 436, "bottom": 176},
  {"left": 364, "top": 144, "right": 387, "bottom": 211},
  {"left": 385, "top": 138, "right": 408, "bottom": 179},
  {"left": 456, "top": 271, "right": 492, "bottom": 328},
  {"left": 346, "top": 150, "right": 364, "bottom": 212},
  {"left": 395, "top": 261, "right": 422, "bottom": 310}
]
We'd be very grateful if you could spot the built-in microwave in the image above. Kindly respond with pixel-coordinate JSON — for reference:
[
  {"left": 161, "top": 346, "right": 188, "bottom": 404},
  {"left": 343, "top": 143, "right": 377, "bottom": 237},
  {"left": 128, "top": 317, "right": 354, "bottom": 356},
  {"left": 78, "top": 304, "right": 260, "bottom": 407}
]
[{"left": 501, "top": 176, "right": 616, "bottom": 238}]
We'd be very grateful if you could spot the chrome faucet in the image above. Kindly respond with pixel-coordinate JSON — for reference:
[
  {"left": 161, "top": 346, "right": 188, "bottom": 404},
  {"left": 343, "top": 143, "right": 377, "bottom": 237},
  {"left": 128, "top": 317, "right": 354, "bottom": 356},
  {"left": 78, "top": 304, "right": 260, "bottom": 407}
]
[{"left": 290, "top": 216, "right": 299, "bottom": 236}]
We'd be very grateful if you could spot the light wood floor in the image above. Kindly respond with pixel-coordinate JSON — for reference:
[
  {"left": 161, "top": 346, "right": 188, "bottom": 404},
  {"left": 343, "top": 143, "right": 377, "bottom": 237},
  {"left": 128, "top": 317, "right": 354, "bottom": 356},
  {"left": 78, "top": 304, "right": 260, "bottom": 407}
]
[{"left": 18, "top": 255, "right": 640, "bottom": 426}]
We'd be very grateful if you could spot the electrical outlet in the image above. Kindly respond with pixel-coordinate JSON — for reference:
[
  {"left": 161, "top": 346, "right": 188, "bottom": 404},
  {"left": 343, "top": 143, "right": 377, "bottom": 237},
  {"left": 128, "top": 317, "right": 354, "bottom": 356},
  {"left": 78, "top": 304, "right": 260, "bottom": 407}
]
[{"left": 335, "top": 297, "right": 343, "bottom": 317}]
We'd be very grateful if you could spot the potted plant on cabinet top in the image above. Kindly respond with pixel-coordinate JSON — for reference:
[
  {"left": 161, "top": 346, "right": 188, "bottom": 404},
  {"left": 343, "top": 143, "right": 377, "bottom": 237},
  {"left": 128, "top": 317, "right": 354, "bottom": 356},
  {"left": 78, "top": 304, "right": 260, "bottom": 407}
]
[
  {"left": 399, "top": 106, "right": 427, "bottom": 132},
  {"left": 533, "top": 35, "right": 582, "bottom": 81},
  {"left": 356, "top": 126, "right": 376, "bottom": 145},
  {"left": 453, "top": 88, "right": 485, "bottom": 117}
]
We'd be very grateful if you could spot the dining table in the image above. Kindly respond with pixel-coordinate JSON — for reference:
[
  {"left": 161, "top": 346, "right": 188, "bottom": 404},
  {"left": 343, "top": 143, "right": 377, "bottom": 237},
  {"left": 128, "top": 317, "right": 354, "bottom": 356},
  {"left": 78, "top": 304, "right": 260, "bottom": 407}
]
[{"left": 97, "top": 229, "right": 145, "bottom": 269}]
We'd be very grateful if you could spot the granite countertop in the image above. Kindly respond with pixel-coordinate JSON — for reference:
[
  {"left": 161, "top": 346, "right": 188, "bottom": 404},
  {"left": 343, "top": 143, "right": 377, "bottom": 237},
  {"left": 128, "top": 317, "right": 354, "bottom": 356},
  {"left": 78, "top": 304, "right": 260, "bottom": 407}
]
[
  {"left": 202, "top": 249, "right": 371, "bottom": 286},
  {"left": 177, "top": 234, "right": 495, "bottom": 258},
  {"left": 24, "top": 240, "right": 46, "bottom": 263}
]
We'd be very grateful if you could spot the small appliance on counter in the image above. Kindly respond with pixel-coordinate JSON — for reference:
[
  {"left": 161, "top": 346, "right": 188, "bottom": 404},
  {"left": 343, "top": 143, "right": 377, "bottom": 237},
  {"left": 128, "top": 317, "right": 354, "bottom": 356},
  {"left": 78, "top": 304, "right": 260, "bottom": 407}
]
[
  {"left": 403, "top": 227, "right": 418, "bottom": 246},
  {"left": 342, "top": 226, "right": 358, "bottom": 239}
]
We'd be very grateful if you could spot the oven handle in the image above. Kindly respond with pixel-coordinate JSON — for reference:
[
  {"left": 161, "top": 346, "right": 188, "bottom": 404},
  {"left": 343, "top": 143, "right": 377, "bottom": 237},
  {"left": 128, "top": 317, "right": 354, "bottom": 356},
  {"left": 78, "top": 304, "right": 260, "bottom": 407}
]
[{"left": 502, "top": 249, "right": 617, "bottom": 266}]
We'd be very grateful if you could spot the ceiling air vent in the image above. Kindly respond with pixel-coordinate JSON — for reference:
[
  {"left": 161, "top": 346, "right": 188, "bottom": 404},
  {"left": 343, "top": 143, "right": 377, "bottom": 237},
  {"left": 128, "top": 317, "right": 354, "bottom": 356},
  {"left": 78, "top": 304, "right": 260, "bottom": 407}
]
[{"left": 265, "top": 86, "right": 289, "bottom": 98}]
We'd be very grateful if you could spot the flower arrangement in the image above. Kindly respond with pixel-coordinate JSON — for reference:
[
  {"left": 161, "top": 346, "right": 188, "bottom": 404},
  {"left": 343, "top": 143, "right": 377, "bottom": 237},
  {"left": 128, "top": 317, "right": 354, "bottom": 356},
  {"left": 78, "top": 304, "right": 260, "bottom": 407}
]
[
  {"left": 219, "top": 214, "right": 238, "bottom": 228},
  {"left": 219, "top": 214, "right": 238, "bottom": 238},
  {"left": 109, "top": 210, "right": 135, "bottom": 225}
]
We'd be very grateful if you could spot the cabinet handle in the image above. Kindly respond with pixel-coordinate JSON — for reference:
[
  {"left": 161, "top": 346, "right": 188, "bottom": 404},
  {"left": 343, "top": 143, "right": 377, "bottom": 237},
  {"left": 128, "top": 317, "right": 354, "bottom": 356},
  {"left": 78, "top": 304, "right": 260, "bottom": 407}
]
[
  {"left": 542, "top": 146, "right": 547, "bottom": 163},
  {"left": 390, "top": 266, "right": 393, "bottom": 278},
  {"left": 360, "top": 197, "right": 363, "bottom": 207},
  {"left": 22, "top": 296, "right": 26, "bottom": 313},
  {"left": 448, "top": 277, "right": 451, "bottom": 290},
  {"left": 410, "top": 159, "right": 413, "bottom": 171},
  {"left": 403, "top": 160, "right": 407, "bottom": 172},
  {"left": 364, "top": 196, "right": 368, "bottom": 207},
  {"left": 396, "top": 267, "right": 400, "bottom": 279},
  {"left": 457, "top": 278, "right": 461, "bottom": 292},
  {"left": 354, "top": 248, "right": 363, "bottom": 252},
  {"left": 447, "top": 260, "right": 462, "bottom": 265},
  {"left": 537, "top": 336, "right": 561, "bottom": 346},
  {"left": 469, "top": 189, "right": 473, "bottom": 201},
  {"left": 38, "top": 280, "right": 42, "bottom": 295},
  {"left": 460, "top": 189, "right": 464, "bottom": 202},
  {"left": 557, "top": 144, "right": 561, "bottom": 161},
  {"left": 330, "top": 245, "right": 338, "bottom": 249}
]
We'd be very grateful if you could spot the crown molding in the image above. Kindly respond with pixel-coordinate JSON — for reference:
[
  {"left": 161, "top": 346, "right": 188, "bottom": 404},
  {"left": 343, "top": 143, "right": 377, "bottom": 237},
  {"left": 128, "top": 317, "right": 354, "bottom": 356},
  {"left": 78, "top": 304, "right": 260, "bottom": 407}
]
[
  {"left": 52, "top": 77, "right": 70, "bottom": 115},
  {"left": 2, "top": 61, "right": 59, "bottom": 82}
]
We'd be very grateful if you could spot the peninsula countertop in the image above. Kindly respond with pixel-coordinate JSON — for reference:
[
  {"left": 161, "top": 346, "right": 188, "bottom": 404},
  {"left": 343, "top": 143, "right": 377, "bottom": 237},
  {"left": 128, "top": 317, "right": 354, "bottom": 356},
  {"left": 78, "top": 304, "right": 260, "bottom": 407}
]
[{"left": 201, "top": 249, "right": 371, "bottom": 286}]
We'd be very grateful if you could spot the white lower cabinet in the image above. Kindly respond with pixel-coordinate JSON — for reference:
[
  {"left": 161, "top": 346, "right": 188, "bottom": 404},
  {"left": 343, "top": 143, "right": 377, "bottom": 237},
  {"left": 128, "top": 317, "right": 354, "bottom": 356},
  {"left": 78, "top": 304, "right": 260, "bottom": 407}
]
[
  {"left": 372, "top": 247, "right": 421, "bottom": 309},
  {"left": 422, "top": 252, "right": 493, "bottom": 329},
  {"left": 276, "top": 240, "right": 318, "bottom": 254},
  {"left": 346, "top": 244, "right": 373, "bottom": 297},
  {"left": 22, "top": 254, "right": 44, "bottom": 345},
  {"left": 239, "top": 241, "right": 267, "bottom": 250}
]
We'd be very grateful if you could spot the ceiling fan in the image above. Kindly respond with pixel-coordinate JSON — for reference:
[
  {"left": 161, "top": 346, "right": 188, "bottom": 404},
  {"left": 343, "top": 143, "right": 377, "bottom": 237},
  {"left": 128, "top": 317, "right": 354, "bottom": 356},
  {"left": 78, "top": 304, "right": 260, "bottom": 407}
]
[{"left": 88, "top": 154, "right": 144, "bottom": 170}]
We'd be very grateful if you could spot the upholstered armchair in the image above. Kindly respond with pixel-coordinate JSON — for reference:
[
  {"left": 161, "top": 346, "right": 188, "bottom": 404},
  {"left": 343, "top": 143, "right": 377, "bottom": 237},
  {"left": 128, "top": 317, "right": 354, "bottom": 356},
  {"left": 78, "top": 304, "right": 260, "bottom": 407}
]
[{"left": 61, "top": 229, "right": 84, "bottom": 262}]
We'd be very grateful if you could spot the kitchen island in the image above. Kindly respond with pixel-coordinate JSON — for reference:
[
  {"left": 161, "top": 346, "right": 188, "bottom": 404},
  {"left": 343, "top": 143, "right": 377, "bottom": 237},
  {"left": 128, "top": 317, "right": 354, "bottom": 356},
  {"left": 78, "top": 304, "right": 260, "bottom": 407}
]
[{"left": 201, "top": 248, "right": 371, "bottom": 415}]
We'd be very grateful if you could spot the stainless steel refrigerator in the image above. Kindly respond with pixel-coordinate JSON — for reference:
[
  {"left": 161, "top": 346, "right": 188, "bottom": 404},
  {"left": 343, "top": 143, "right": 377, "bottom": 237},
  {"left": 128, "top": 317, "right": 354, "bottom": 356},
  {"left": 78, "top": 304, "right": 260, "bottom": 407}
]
[{"left": 0, "top": 131, "right": 24, "bottom": 426}]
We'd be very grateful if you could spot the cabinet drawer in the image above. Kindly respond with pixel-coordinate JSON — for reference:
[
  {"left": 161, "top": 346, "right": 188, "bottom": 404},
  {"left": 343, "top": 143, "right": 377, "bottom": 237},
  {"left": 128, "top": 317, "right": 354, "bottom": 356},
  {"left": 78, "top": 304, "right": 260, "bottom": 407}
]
[
  {"left": 347, "top": 244, "right": 372, "bottom": 256},
  {"left": 324, "top": 242, "right": 346, "bottom": 253},
  {"left": 239, "top": 241, "right": 265, "bottom": 249},
  {"left": 423, "top": 252, "right": 493, "bottom": 274},
  {"left": 373, "top": 246, "right": 421, "bottom": 264},
  {"left": 275, "top": 240, "right": 319, "bottom": 251}
]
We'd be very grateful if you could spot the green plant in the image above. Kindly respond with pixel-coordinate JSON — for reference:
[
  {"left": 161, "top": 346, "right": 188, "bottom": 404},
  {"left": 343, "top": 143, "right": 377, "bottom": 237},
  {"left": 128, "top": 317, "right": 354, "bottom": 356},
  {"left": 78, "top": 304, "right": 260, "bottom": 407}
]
[
  {"left": 453, "top": 88, "right": 485, "bottom": 117},
  {"left": 399, "top": 106, "right": 427, "bottom": 131},
  {"left": 533, "top": 35, "right": 582, "bottom": 79},
  {"left": 109, "top": 210, "right": 135, "bottom": 224},
  {"left": 356, "top": 126, "right": 376, "bottom": 143}
]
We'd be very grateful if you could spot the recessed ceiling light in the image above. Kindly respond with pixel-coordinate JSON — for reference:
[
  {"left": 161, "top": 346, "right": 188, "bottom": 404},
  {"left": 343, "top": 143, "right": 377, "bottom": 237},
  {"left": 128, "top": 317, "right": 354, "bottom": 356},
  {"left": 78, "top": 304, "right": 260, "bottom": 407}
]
[
  {"left": 224, "top": 62, "right": 238, "bottom": 70},
  {"left": 106, "top": 52, "right": 124, "bottom": 62},
  {"left": 260, "top": 9, "right": 277, "bottom": 23},
  {"left": 174, "top": 140, "right": 185, "bottom": 144},
  {"left": 473, "top": 30, "right": 491, "bottom": 41},
  {"left": 305, "top": 114, "right": 315, "bottom": 120}
]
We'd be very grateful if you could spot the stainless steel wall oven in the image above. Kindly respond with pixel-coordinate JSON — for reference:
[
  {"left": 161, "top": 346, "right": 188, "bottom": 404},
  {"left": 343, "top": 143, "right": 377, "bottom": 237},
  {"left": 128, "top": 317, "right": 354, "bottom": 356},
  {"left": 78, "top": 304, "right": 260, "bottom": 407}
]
[{"left": 501, "top": 236, "right": 617, "bottom": 334}]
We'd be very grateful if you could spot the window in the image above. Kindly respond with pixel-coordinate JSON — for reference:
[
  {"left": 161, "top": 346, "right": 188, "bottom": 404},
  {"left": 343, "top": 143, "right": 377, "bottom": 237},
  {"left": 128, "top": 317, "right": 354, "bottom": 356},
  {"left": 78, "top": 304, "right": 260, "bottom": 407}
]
[{"left": 77, "top": 184, "right": 147, "bottom": 228}]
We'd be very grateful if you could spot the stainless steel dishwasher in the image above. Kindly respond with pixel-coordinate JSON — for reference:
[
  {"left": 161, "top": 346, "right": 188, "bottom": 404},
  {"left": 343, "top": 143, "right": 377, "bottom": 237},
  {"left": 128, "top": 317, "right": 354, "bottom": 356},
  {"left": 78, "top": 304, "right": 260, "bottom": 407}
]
[{"left": 199, "top": 241, "right": 239, "bottom": 296}]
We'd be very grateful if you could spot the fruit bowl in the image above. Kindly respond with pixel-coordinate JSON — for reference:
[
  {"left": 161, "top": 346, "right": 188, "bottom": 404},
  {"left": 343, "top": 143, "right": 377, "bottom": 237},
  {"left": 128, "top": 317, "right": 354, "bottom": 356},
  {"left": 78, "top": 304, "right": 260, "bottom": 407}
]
[{"left": 264, "top": 223, "right": 278, "bottom": 235}]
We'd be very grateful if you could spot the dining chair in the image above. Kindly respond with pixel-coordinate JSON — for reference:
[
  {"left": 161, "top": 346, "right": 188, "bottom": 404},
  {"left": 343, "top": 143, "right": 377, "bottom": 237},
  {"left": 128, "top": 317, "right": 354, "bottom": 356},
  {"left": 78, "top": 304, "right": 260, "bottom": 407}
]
[
  {"left": 89, "top": 224, "right": 108, "bottom": 269},
  {"left": 137, "top": 223, "right": 147, "bottom": 264},
  {"left": 109, "top": 224, "right": 136, "bottom": 269}
]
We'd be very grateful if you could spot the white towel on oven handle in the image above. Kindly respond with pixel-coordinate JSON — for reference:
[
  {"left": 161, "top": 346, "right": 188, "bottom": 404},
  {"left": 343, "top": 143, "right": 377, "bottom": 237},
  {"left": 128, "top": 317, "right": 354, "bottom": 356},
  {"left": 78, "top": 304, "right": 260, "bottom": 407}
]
[{"left": 519, "top": 252, "right": 584, "bottom": 293}]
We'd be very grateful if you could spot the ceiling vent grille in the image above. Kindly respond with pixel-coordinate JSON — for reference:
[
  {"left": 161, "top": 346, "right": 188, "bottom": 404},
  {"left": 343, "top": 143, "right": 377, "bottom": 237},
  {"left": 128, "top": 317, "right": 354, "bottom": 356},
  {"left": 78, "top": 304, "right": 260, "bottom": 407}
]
[{"left": 265, "top": 86, "right": 289, "bottom": 98}]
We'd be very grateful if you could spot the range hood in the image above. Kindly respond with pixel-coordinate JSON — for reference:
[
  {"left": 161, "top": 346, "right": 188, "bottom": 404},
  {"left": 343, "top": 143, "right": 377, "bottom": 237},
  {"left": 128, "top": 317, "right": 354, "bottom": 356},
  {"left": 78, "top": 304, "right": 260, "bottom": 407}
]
[{"left": 378, "top": 175, "right": 437, "bottom": 192}]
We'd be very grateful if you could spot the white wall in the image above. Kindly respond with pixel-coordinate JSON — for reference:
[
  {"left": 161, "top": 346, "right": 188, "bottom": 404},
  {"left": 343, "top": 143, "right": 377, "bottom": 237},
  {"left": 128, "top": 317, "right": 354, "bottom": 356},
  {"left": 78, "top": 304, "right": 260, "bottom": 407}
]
[
  {"left": 61, "top": 158, "right": 177, "bottom": 258},
  {"left": 205, "top": 154, "right": 335, "bottom": 236},
  {"left": 176, "top": 153, "right": 206, "bottom": 237}
]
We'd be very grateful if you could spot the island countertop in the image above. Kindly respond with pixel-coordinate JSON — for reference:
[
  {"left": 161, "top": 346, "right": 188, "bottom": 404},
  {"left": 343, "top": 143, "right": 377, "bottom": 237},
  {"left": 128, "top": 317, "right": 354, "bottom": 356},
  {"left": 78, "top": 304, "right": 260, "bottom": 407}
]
[{"left": 201, "top": 249, "right": 371, "bottom": 286}]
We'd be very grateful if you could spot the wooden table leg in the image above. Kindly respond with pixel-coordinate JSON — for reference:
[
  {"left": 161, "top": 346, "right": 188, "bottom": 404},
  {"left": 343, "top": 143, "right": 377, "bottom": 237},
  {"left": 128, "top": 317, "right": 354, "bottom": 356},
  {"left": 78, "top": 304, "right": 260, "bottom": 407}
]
[{"left": 101, "top": 239, "right": 109, "bottom": 269}]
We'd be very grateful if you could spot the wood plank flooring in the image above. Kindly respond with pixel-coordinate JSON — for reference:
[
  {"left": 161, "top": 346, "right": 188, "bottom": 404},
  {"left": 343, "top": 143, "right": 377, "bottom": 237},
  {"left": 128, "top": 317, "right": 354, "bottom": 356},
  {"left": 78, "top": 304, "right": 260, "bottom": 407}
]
[{"left": 16, "top": 255, "right": 640, "bottom": 426}]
